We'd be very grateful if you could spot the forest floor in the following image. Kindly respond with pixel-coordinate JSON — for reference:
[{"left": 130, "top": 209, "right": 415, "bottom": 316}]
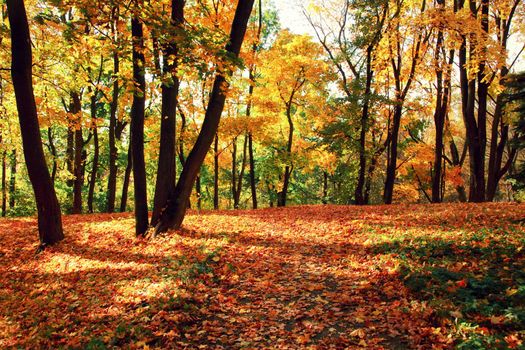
[{"left": 1, "top": 203, "right": 525, "bottom": 349}]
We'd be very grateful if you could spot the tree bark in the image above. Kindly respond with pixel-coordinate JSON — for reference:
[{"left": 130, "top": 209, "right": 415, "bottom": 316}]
[
  {"left": 87, "top": 94, "right": 99, "bottom": 213},
  {"left": 355, "top": 49, "right": 373, "bottom": 205},
  {"left": 196, "top": 172, "right": 202, "bottom": 210},
  {"left": 9, "top": 150, "right": 16, "bottom": 209},
  {"left": 155, "top": 0, "right": 255, "bottom": 234},
  {"left": 248, "top": 132, "right": 257, "bottom": 209},
  {"left": 322, "top": 171, "right": 328, "bottom": 204},
  {"left": 278, "top": 103, "right": 294, "bottom": 207},
  {"left": 151, "top": 0, "right": 184, "bottom": 227},
  {"left": 213, "top": 133, "right": 219, "bottom": 209},
  {"left": 47, "top": 128, "right": 57, "bottom": 183},
  {"left": 7, "top": 0, "right": 63, "bottom": 245},
  {"left": 71, "top": 92, "right": 83, "bottom": 214},
  {"left": 1, "top": 150, "right": 6, "bottom": 217},
  {"left": 107, "top": 8, "right": 120, "bottom": 213},
  {"left": 120, "top": 142, "right": 132, "bottom": 212},
  {"left": 130, "top": 5, "right": 149, "bottom": 236}
]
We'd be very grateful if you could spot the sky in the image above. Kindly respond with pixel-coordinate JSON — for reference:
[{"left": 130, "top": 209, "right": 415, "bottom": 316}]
[
  {"left": 274, "top": 0, "right": 315, "bottom": 36},
  {"left": 273, "top": 0, "right": 524, "bottom": 72}
]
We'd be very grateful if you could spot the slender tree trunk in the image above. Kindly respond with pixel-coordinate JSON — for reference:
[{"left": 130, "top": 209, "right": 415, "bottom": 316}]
[
  {"left": 383, "top": 104, "right": 402, "bottom": 204},
  {"left": 231, "top": 137, "right": 237, "bottom": 207},
  {"left": 248, "top": 132, "right": 257, "bottom": 209},
  {"left": 107, "top": 27, "right": 120, "bottom": 213},
  {"left": 7, "top": 0, "right": 63, "bottom": 245},
  {"left": 460, "top": 0, "right": 487, "bottom": 202},
  {"left": 364, "top": 156, "right": 378, "bottom": 204},
  {"left": 9, "top": 150, "right": 16, "bottom": 208},
  {"left": 47, "top": 128, "right": 57, "bottom": 183},
  {"left": 155, "top": 0, "right": 255, "bottom": 234},
  {"left": 322, "top": 171, "right": 328, "bottom": 204},
  {"left": 1, "top": 150, "right": 6, "bottom": 217},
  {"left": 66, "top": 127, "right": 74, "bottom": 188},
  {"left": 278, "top": 105, "right": 294, "bottom": 207},
  {"left": 213, "top": 133, "right": 219, "bottom": 209},
  {"left": 151, "top": 0, "right": 184, "bottom": 227},
  {"left": 355, "top": 50, "right": 373, "bottom": 205},
  {"left": 87, "top": 94, "right": 99, "bottom": 213},
  {"left": 196, "top": 172, "right": 202, "bottom": 210},
  {"left": 71, "top": 92, "right": 83, "bottom": 214},
  {"left": 234, "top": 134, "right": 248, "bottom": 209},
  {"left": 130, "top": 5, "right": 149, "bottom": 236},
  {"left": 120, "top": 142, "right": 132, "bottom": 212}
]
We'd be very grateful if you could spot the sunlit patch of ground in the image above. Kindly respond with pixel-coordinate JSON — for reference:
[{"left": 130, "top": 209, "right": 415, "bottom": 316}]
[{"left": 0, "top": 203, "right": 524, "bottom": 349}]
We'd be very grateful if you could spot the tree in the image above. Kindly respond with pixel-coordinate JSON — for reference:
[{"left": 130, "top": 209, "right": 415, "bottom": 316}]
[
  {"left": 257, "top": 30, "right": 328, "bottom": 207},
  {"left": 130, "top": 0, "right": 148, "bottom": 236},
  {"left": 155, "top": 0, "right": 255, "bottom": 234},
  {"left": 7, "top": 0, "right": 64, "bottom": 246},
  {"left": 151, "top": 0, "right": 185, "bottom": 227},
  {"left": 305, "top": 0, "right": 388, "bottom": 205}
]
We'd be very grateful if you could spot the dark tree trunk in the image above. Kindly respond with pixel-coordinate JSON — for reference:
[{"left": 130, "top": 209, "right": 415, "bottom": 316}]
[
  {"left": 47, "top": 128, "right": 57, "bottom": 183},
  {"left": 355, "top": 49, "right": 373, "bottom": 205},
  {"left": 7, "top": 0, "right": 63, "bottom": 245},
  {"left": 383, "top": 105, "right": 402, "bottom": 204},
  {"left": 235, "top": 135, "right": 248, "bottom": 209},
  {"left": 107, "top": 39, "right": 120, "bottom": 213},
  {"left": 486, "top": 1, "right": 518, "bottom": 201},
  {"left": 151, "top": 0, "right": 184, "bottom": 227},
  {"left": 248, "top": 132, "right": 257, "bottom": 209},
  {"left": 231, "top": 137, "right": 237, "bottom": 207},
  {"left": 1, "top": 150, "right": 6, "bottom": 217},
  {"left": 66, "top": 128, "right": 74, "bottom": 188},
  {"left": 155, "top": 0, "right": 255, "bottom": 234},
  {"left": 213, "top": 133, "right": 219, "bottom": 209},
  {"left": 431, "top": 13, "right": 454, "bottom": 203},
  {"left": 278, "top": 105, "right": 294, "bottom": 207},
  {"left": 87, "top": 94, "right": 99, "bottom": 213},
  {"left": 120, "top": 142, "right": 132, "bottom": 212},
  {"left": 130, "top": 6, "right": 149, "bottom": 236},
  {"left": 196, "top": 172, "right": 202, "bottom": 210},
  {"left": 364, "top": 156, "right": 377, "bottom": 204},
  {"left": 322, "top": 171, "right": 328, "bottom": 204},
  {"left": 9, "top": 150, "right": 16, "bottom": 208},
  {"left": 459, "top": 0, "right": 487, "bottom": 202},
  {"left": 71, "top": 92, "right": 83, "bottom": 214}
]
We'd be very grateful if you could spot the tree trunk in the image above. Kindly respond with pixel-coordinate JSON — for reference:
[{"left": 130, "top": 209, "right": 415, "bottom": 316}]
[
  {"left": 231, "top": 137, "right": 237, "bottom": 207},
  {"left": 47, "top": 128, "right": 57, "bottom": 183},
  {"left": 355, "top": 49, "right": 373, "bottom": 205},
  {"left": 130, "top": 6, "right": 149, "bottom": 236},
  {"left": 87, "top": 94, "right": 99, "bottom": 213},
  {"left": 278, "top": 104, "right": 294, "bottom": 207},
  {"left": 322, "top": 171, "right": 328, "bottom": 204},
  {"left": 9, "top": 150, "right": 16, "bottom": 208},
  {"left": 151, "top": 0, "right": 184, "bottom": 227},
  {"left": 1, "top": 150, "right": 6, "bottom": 217},
  {"left": 7, "top": 0, "right": 63, "bottom": 245},
  {"left": 71, "top": 92, "right": 83, "bottom": 214},
  {"left": 213, "top": 133, "right": 219, "bottom": 209},
  {"left": 234, "top": 134, "right": 248, "bottom": 209},
  {"left": 66, "top": 127, "right": 74, "bottom": 187},
  {"left": 107, "top": 41, "right": 120, "bottom": 213},
  {"left": 155, "top": 0, "right": 255, "bottom": 234},
  {"left": 248, "top": 132, "right": 257, "bottom": 209},
  {"left": 120, "top": 142, "right": 132, "bottom": 212},
  {"left": 383, "top": 104, "right": 401, "bottom": 204},
  {"left": 196, "top": 172, "right": 202, "bottom": 210},
  {"left": 460, "top": 0, "right": 487, "bottom": 202}
]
